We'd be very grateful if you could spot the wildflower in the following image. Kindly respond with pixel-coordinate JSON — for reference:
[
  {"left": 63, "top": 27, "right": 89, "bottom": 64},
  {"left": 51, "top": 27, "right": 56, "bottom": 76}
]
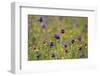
[
  {"left": 37, "top": 16, "right": 44, "bottom": 23},
  {"left": 79, "top": 45, "right": 82, "bottom": 50},
  {"left": 50, "top": 41, "right": 55, "bottom": 48},
  {"left": 54, "top": 33, "right": 60, "bottom": 39},
  {"left": 40, "top": 24, "right": 47, "bottom": 29},
  {"left": 71, "top": 38, "right": 75, "bottom": 44},
  {"left": 64, "top": 44, "right": 68, "bottom": 48},
  {"left": 78, "top": 35, "right": 82, "bottom": 41}
]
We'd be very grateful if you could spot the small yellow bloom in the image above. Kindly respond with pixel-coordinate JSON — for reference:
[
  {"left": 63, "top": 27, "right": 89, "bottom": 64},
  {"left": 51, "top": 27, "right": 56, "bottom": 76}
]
[
  {"left": 85, "top": 46, "right": 88, "bottom": 48},
  {"left": 61, "top": 57, "right": 65, "bottom": 59},
  {"left": 47, "top": 28, "right": 52, "bottom": 32}
]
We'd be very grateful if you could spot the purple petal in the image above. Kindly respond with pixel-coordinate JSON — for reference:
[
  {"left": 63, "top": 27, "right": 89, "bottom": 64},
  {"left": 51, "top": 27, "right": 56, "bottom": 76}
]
[
  {"left": 40, "top": 24, "right": 47, "bottom": 29},
  {"left": 78, "top": 35, "right": 82, "bottom": 41},
  {"left": 54, "top": 33, "right": 60, "bottom": 39},
  {"left": 37, "top": 16, "right": 44, "bottom": 23},
  {"left": 50, "top": 41, "right": 55, "bottom": 48}
]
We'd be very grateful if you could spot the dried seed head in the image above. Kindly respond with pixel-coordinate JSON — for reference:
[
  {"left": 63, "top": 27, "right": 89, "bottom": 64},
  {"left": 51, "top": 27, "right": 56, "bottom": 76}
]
[
  {"left": 79, "top": 45, "right": 82, "bottom": 50},
  {"left": 71, "top": 39, "right": 75, "bottom": 44},
  {"left": 64, "top": 48, "right": 68, "bottom": 53},
  {"left": 61, "top": 29, "right": 65, "bottom": 34},
  {"left": 64, "top": 44, "right": 68, "bottom": 48}
]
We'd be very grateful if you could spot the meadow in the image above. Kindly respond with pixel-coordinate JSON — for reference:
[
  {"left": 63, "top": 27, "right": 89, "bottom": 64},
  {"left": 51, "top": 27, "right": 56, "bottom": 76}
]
[{"left": 28, "top": 15, "right": 88, "bottom": 60}]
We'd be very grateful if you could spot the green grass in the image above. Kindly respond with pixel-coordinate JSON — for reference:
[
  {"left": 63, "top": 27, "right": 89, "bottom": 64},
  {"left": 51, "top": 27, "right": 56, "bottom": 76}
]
[{"left": 28, "top": 15, "right": 88, "bottom": 61}]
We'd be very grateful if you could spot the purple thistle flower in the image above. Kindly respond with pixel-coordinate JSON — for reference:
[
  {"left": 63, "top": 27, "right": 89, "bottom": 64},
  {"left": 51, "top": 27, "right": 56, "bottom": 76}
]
[
  {"left": 78, "top": 35, "right": 82, "bottom": 41},
  {"left": 37, "top": 16, "right": 44, "bottom": 23},
  {"left": 50, "top": 41, "right": 54, "bottom": 48},
  {"left": 40, "top": 24, "right": 47, "bottom": 29},
  {"left": 54, "top": 33, "right": 60, "bottom": 39},
  {"left": 64, "top": 44, "right": 68, "bottom": 48}
]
